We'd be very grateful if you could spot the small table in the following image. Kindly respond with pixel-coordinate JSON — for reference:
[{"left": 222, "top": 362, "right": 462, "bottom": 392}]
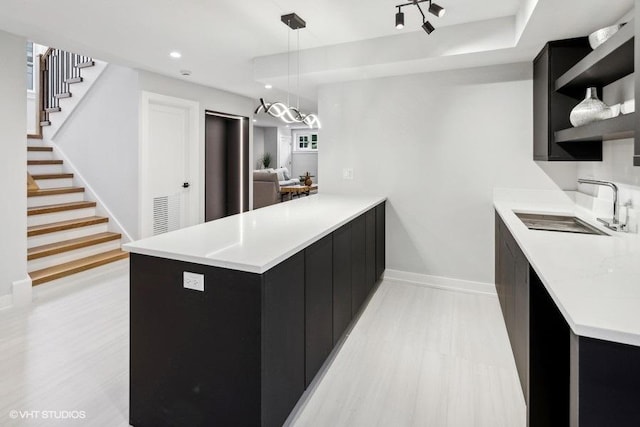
[{"left": 280, "top": 184, "right": 318, "bottom": 201}]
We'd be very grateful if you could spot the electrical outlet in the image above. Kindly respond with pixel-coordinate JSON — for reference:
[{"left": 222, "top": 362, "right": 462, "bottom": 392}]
[
  {"left": 183, "top": 272, "right": 205, "bottom": 292},
  {"left": 343, "top": 168, "right": 354, "bottom": 180}
]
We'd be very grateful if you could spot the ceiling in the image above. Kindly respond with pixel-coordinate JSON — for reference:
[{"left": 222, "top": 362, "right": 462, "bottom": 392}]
[{"left": 0, "top": 0, "right": 634, "bottom": 110}]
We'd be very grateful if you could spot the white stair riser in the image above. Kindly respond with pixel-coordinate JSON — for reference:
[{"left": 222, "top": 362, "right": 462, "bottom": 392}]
[
  {"left": 28, "top": 223, "right": 109, "bottom": 248},
  {"left": 28, "top": 240, "right": 122, "bottom": 272},
  {"left": 27, "top": 151, "right": 54, "bottom": 161},
  {"left": 34, "top": 178, "right": 74, "bottom": 189},
  {"left": 28, "top": 207, "right": 96, "bottom": 227},
  {"left": 27, "top": 164, "right": 64, "bottom": 175},
  {"left": 33, "top": 258, "right": 128, "bottom": 296},
  {"left": 28, "top": 192, "right": 84, "bottom": 208}
]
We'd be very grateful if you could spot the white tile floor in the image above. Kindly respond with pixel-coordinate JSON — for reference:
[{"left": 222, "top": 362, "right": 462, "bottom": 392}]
[{"left": 0, "top": 273, "right": 525, "bottom": 427}]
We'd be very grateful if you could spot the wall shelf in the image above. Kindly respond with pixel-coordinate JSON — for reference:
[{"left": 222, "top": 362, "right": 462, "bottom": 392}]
[
  {"left": 554, "top": 113, "right": 635, "bottom": 143},
  {"left": 555, "top": 21, "right": 634, "bottom": 96}
]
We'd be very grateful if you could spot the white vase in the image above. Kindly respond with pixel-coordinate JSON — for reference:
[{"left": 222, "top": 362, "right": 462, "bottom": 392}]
[{"left": 570, "top": 87, "right": 609, "bottom": 127}]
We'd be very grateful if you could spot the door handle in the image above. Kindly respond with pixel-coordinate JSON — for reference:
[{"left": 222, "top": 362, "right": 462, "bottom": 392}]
[{"left": 182, "top": 182, "right": 190, "bottom": 188}]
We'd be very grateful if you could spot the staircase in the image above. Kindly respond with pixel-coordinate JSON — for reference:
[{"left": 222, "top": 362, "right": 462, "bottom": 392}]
[
  {"left": 26, "top": 49, "right": 128, "bottom": 287},
  {"left": 27, "top": 145, "right": 128, "bottom": 285}
]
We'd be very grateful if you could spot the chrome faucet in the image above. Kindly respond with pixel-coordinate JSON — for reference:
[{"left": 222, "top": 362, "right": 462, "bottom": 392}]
[{"left": 578, "top": 178, "right": 625, "bottom": 232}]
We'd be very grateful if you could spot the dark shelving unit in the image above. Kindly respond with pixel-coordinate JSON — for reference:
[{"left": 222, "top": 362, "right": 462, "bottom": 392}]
[
  {"left": 555, "top": 113, "right": 636, "bottom": 143},
  {"left": 556, "top": 21, "right": 634, "bottom": 96},
  {"left": 535, "top": 20, "right": 637, "bottom": 164}
]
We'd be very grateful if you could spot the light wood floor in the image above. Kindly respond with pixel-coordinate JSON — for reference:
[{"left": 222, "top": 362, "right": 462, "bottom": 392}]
[{"left": 0, "top": 274, "right": 524, "bottom": 427}]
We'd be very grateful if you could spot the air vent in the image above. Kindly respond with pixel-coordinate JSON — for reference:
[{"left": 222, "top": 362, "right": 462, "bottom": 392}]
[{"left": 153, "top": 194, "right": 181, "bottom": 235}]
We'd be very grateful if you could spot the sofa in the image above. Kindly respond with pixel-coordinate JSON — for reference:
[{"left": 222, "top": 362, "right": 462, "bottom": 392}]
[
  {"left": 253, "top": 167, "right": 300, "bottom": 209},
  {"left": 253, "top": 171, "right": 280, "bottom": 209}
]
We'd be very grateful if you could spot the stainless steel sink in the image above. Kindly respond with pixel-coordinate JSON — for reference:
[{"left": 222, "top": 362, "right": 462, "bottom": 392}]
[{"left": 514, "top": 212, "right": 608, "bottom": 236}]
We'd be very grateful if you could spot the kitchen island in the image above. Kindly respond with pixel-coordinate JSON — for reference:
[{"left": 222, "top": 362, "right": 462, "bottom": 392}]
[
  {"left": 494, "top": 189, "right": 640, "bottom": 427},
  {"left": 124, "top": 194, "right": 386, "bottom": 427}
]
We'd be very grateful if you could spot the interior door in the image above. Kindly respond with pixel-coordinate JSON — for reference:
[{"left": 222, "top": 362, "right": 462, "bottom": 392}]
[
  {"left": 141, "top": 93, "right": 199, "bottom": 238},
  {"left": 279, "top": 133, "right": 292, "bottom": 169}
]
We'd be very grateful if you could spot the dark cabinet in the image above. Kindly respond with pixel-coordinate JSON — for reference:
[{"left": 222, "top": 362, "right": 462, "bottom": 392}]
[
  {"left": 533, "top": 38, "right": 602, "bottom": 161},
  {"left": 130, "top": 202, "right": 386, "bottom": 427},
  {"left": 375, "top": 203, "right": 385, "bottom": 281},
  {"left": 262, "top": 252, "right": 306, "bottom": 427},
  {"left": 351, "top": 214, "right": 367, "bottom": 316},
  {"left": 495, "top": 213, "right": 529, "bottom": 402},
  {"left": 304, "top": 235, "right": 334, "bottom": 387},
  {"left": 496, "top": 211, "right": 640, "bottom": 427},
  {"left": 365, "top": 209, "right": 376, "bottom": 293},
  {"left": 333, "top": 224, "right": 353, "bottom": 344},
  {"left": 570, "top": 335, "right": 640, "bottom": 427}
]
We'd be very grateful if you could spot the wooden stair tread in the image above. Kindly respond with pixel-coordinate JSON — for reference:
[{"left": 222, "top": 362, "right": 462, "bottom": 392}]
[
  {"left": 28, "top": 160, "right": 63, "bottom": 165},
  {"left": 28, "top": 201, "right": 96, "bottom": 216},
  {"left": 27, "top": 146, "right": 53, "bottom": 152},
  {"left": 29, "top": 249, "right": 128, "bottom": 285},
  {"left": 28, "top": 232, "right": 121, "bottom": 260},
  {"left": 28, "top": 187, "right": 84, "bottom": 197},
  {"left": 28, "top": 216, "right": 108, "bottom": 237},
  {"left": 31, "top": 173, "right": 74, "bottom": 180},
  {"left": 54, "top": 92, "right": 72, "bottom": 99}
]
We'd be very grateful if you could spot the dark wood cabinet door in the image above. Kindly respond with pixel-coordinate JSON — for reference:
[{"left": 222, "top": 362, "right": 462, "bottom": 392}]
[
  {"left": 305, "top": 235, "right": 334, "bottom": 388},
  {"left": 351, "top": 214, "right": 367, "bottom": 316},
  {"left": 375, "top": 203, "right": 385, "bottom": 281},
  {"left": 262, "top": 252, "right": 305, "bottom": 427},
  {"left": 129, "top": 254, "right": 262, "bottom": 427},
  {"left": 333, "top": 223, "right": 352, "bottom": 345},
  {"left": 365, "top": 208, "right": 376, "bottom": 293},
  {"left": 514, "top": 251, "right": 530, "bottom": 402}
]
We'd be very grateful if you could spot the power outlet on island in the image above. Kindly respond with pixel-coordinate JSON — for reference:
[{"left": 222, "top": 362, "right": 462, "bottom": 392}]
[
  {"left": 183, "top": 272, "right": 205, "bottom": 292},
  {"left": 343, "top": 168, "right": 354, "bottom": 180}
]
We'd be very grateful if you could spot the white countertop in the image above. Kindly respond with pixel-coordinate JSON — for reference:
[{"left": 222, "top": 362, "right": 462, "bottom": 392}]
[
  {"left": 494, "top": 189, "right": 640, "bottom": 347},
  {"left": 124, "top": 194, "right": 385, "bottom": 274}
]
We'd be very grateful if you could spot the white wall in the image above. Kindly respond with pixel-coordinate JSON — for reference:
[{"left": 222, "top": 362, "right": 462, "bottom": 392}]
[
  {"left": 263, "top": 127, "right": 278, "bottom": 168},
  {"left": 318, "top": 63, "right": 577, "bottom": 284},
  {"left": 253, "top": 126, "right": 265, "bottom": 169},
  {"left": 138, "top": 71, "right": 257, "bottom": 216},
  {"left": 0, "top": 30, "right": 28, "bottom": 302},
  {"left": 576, "top": 72, "right": 640, "bottom": 225},
  {"left": 52, "top": 64, "right": 140, "bottom": 238},
  {"left": 292, "top": 152, "right": 318, "bottom": 183}
]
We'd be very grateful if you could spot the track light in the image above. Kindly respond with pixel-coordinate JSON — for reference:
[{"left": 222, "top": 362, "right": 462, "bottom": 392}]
[
  {"left": 395, "top": 9, "right": 405, "bottom": 29},
  {"left": 393, "top": 1, "right": 445, "bottom": 36},
  {"left": 422, "top": 20, "right": 435, "bottom": 34},
  {"left": 429, "top": 2, "right": 446, "bottom": 18}
]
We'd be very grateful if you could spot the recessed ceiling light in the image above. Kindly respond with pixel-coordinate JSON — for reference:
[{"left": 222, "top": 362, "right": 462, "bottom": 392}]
[
  {"left": 265, "top": 84, "right": 273, "bottom": 89},
  {"left": 180, "top": 69, "right": 192, "bottom": 76},
  {"left": 170, "top": 51, "right": 182, "bottom": 59},
  {"left": 253, "top": 119, "right": 257, "bottom": 122}
]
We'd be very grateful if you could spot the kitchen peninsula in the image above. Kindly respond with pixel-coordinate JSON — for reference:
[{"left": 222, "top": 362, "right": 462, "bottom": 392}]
[{"left": 124, "top": 194, "right": 386, "bottom": 427}]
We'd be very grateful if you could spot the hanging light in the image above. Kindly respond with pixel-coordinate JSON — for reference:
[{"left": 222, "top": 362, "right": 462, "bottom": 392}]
[
  {"left": 395, "top": 8, "right": 405, "bottom": 29},
  {"left": 394, "top": 0, "right": 446, "bottom": 35},
  {"left": 255, "top": 13, "right": 321, "bottom": 128}
]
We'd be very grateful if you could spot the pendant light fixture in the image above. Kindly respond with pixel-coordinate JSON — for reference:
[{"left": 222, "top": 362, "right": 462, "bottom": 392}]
[
  {"left": 255, "top": 13, "right": 321, "bottom": 129},
  {"left": 394, "top": 0, "right": 446, "bottom": 35}
]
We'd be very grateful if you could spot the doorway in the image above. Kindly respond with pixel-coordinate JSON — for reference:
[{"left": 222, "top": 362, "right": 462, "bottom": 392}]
[
  {"left": 139, "top": 92, "right": 199, "bottom": 239},
  {"left": 205, "top": 111, "right": 249, "bottom": 221}
]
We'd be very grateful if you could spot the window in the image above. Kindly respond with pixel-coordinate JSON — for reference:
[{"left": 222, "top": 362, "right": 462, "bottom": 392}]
[
  {"left": 26, "top": 41, "right": 34, "bottom": 91},
  {"left": 294, "top": 131, "right": 319, "bottom": 151}
]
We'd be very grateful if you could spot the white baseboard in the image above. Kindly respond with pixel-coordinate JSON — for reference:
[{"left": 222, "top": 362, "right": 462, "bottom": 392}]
[
  {"left": 383, "top": 269, "right": 496, "bottom": 296},
  {"left": 12, "top": 277, "right": 33, "bottom": 307},
  {"left": 0, "top": 277, "right": 34, "bottom": 311}
]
